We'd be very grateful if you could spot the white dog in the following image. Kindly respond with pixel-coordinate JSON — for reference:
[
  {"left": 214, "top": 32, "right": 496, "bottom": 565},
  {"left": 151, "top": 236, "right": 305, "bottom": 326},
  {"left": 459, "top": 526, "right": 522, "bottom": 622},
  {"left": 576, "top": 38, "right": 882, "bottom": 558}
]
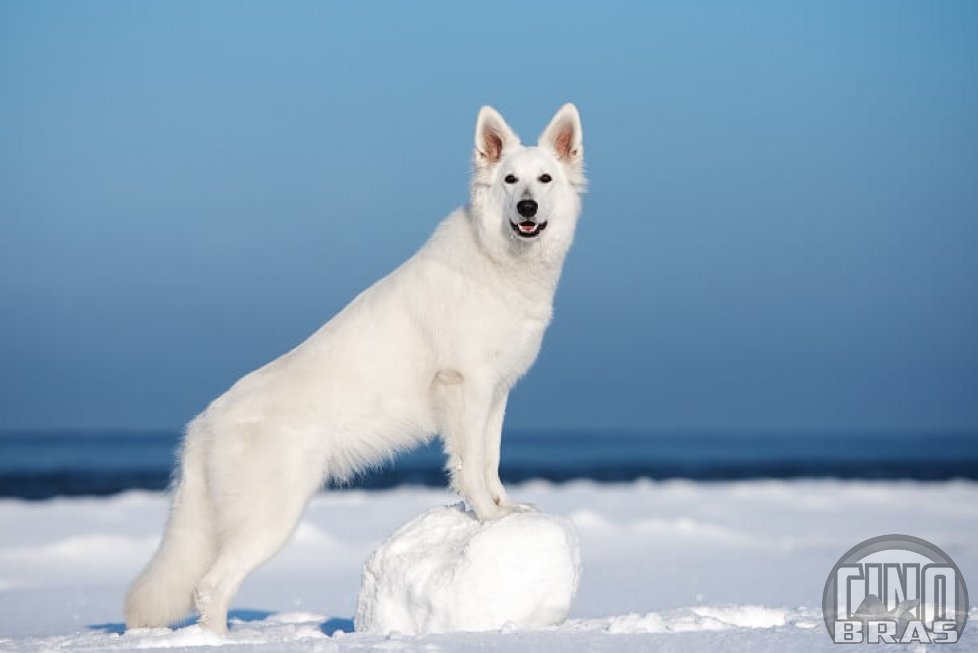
[{"left": 124, "top": 104, "right": 586, "bottom": 633}]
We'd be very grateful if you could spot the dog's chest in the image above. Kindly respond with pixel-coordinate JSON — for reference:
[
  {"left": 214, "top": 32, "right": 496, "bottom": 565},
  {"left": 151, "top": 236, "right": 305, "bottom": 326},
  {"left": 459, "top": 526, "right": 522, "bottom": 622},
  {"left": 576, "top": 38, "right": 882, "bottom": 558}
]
[
  {"left": 440, "top": 284, "right": 552, "bottom": 382},
  {"left": 489, "top": 310, "right": 549, "bottom": 373}
]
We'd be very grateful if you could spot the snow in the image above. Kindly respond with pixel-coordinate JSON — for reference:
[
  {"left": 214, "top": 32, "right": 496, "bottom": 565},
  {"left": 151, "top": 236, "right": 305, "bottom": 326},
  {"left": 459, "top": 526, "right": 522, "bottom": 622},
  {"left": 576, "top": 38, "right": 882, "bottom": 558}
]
[
  {"left": 1, "top": 479, "right": 977, "bottom": 651},
  {"left": 355, "top": 503, "right": 579, "bottom": 634}
]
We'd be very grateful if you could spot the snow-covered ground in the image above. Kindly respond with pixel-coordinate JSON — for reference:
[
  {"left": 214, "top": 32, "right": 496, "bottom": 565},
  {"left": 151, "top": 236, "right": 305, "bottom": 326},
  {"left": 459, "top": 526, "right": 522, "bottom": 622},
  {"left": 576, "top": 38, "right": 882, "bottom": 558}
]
[
  {"left": 1, "top": 479, "right": 976, "bottom": 651},
  {"left": 356, "top": 504, "right": 580, "bottom": 634}
]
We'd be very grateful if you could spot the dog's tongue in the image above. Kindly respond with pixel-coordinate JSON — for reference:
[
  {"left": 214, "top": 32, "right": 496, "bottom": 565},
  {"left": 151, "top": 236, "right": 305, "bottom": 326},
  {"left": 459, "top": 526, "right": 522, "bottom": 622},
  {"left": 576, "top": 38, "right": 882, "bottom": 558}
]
[{"left": 518, "top": 222, "right": 537, "bottom": 233}]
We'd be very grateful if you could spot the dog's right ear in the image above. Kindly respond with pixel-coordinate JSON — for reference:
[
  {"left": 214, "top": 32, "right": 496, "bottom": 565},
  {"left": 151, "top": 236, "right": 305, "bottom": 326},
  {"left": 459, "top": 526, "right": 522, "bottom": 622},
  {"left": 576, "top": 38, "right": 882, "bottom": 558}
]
[{"left": 474, "top": 106, "right": 520, "bottom": 167}]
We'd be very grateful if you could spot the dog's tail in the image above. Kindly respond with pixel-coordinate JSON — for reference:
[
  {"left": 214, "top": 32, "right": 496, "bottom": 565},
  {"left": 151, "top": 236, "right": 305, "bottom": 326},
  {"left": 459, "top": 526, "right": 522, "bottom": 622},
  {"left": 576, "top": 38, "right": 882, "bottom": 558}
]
[{"left": 124, "top": 424, "right": 216, "bottom": 629}]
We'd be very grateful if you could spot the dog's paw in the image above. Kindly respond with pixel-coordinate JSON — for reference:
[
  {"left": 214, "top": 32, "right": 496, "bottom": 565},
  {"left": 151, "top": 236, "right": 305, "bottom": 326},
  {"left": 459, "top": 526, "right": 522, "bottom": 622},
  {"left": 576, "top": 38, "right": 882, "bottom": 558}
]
[
  {"left": 472, "top": 500, "right": 538, "bottom": 521},
  {"left": 503, "top": 501, "right": 538, "bottom": 514},
  {"left": 471, "top": 502, "right": 506, "bottom": 521}
]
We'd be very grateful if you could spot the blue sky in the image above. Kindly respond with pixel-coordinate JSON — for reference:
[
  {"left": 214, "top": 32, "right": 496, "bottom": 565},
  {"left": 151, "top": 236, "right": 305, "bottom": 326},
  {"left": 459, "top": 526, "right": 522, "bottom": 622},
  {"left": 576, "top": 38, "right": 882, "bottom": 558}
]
[{"left": 1, "top": 1, "right": 976, "bottom": 433}]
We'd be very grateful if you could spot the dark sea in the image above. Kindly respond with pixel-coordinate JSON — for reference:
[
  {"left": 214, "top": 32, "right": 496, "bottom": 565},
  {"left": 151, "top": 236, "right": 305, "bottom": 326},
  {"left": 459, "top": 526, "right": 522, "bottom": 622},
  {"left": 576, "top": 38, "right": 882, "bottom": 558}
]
[{"left": 1, "top": 431, "right": 976, "bottom": 500}]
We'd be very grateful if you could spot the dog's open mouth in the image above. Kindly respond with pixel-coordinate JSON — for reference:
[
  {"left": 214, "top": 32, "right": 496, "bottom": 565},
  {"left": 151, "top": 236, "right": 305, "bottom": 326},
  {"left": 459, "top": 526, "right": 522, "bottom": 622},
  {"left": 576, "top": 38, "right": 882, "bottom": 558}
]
[{"left": 510, "top": 220, "right": 548, "bottom": 239}]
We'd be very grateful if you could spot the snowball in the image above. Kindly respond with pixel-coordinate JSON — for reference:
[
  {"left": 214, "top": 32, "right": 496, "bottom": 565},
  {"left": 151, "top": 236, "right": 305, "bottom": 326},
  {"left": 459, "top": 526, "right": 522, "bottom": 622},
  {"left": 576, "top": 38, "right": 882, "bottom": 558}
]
[{"left": 355, "top": 503, "right": 581, "bottom": 634}]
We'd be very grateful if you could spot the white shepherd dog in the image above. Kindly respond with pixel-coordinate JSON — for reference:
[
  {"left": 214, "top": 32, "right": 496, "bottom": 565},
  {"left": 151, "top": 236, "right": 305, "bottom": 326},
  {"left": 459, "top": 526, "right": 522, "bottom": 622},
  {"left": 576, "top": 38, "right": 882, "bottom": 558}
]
[{"left": 125, "top": 104, "right": 586, "bottom": 633}]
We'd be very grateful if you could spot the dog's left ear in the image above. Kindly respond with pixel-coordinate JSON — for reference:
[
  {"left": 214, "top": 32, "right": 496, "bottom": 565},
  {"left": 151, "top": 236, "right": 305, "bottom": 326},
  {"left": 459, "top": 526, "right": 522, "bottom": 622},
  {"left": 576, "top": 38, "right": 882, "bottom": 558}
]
[{"left": 539, "top": 103, "right": 583, "bottom": 170}]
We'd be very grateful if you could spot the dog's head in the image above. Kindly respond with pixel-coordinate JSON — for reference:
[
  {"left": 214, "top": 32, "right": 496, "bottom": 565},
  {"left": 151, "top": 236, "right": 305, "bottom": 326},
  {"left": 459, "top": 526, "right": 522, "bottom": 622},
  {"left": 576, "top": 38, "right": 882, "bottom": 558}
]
[{"left": 470, "top": 104, "right": 585, "bottom": 259}]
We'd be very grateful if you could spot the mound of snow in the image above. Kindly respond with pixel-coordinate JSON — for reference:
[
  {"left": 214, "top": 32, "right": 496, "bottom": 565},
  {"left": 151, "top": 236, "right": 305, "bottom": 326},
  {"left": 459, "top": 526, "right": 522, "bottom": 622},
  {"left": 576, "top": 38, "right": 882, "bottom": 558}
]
[{"left": 355, "top": 503, "right": 580, "bottom": 635}]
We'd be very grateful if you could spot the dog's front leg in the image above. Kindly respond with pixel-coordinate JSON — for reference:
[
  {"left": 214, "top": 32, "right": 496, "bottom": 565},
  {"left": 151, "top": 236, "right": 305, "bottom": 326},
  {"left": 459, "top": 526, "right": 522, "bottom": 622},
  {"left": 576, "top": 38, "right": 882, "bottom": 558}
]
[
  {"left": 484, "top": 391, "right": 536, "bottom": 514},
  {"left": 484, "top": 391, "right": 510, "bottom": 507},
  {"left": 436, "top": 373, "right": 508, "bottom": 520}
]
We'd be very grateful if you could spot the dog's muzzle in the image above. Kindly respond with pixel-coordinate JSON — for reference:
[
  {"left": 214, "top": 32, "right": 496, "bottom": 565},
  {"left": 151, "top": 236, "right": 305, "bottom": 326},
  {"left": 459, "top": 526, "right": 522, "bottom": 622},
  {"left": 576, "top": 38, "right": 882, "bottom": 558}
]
[{"left": 510, "top": 220, "right": 548, "bottom": 238}]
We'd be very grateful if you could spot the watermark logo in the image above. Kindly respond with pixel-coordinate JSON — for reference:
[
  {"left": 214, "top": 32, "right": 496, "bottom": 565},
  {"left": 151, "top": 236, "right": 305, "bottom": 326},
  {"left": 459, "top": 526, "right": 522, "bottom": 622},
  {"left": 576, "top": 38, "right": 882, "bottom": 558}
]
[{"left": 823, "top": 534, "right": 968, "bottom": 644}]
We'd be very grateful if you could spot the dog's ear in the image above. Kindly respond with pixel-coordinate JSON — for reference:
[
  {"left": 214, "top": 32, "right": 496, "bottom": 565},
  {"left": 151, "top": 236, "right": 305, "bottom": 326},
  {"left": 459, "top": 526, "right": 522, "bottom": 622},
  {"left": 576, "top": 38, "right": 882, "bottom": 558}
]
[
  {"left": 474, "top": 106, "right": 520, "bottom": 167},
  {"left": 539, "top": 103, "right": 583, "bottom": 168}
]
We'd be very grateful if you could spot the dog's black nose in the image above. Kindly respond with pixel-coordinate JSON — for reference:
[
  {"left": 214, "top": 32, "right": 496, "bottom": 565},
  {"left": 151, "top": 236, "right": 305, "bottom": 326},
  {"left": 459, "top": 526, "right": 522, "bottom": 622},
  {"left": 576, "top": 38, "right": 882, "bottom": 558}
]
[{"left": 517, "top": 200, "right": 538, "bottom": 218}]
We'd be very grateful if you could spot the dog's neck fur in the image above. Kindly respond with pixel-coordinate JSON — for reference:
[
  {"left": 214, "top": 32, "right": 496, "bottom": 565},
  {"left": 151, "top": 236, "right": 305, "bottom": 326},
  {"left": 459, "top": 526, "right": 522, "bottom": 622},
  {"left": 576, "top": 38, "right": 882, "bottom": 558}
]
[{"left": 421, "top": 206, "right": 571, "bottom": 314}]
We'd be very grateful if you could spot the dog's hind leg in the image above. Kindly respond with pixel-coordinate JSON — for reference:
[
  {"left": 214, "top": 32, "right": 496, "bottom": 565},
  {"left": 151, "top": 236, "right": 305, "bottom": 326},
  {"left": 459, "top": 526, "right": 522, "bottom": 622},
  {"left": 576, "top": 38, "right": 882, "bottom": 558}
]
[
  {"left": 124, "top": 429, "right": 217, "bottom": 629},
  {"left": 194, "top": 444, "right": 323, "bottom": 633},
  {"left": 195, "top": 530, "right": 288, "bottom": 633}
]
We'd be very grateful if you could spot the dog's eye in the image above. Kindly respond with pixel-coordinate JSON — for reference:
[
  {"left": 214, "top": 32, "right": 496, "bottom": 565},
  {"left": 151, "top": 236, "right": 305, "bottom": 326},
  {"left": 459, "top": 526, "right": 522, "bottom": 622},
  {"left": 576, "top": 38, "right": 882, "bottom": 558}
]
[
  {"left": 504, "top": 174, "right": 518, "bottom": 184},
  {"left": 538, "top": 174, "right": 552, "bottom": 183}
]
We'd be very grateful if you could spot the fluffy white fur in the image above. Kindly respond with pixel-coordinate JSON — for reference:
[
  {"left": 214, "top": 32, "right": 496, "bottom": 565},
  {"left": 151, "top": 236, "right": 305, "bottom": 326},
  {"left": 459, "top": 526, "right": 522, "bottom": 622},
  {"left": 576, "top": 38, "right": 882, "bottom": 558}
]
[{"left": 124, "top": 104, "right": 586, "bottom": 634}]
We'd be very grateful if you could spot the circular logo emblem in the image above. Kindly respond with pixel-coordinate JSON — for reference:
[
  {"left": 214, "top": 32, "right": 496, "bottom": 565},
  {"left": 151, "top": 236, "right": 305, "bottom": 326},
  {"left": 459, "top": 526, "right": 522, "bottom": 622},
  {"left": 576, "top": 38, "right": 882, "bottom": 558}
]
[{"left": 823, "top": 534, "right": 969, "bottom": 644}]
